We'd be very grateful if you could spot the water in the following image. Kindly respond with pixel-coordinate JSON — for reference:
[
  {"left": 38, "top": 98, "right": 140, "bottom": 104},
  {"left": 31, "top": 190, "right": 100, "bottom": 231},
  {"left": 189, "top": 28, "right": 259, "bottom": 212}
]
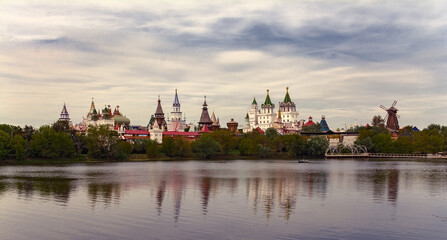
[{"left": 0, "top": 159, "right": 446, "bottom": 240}]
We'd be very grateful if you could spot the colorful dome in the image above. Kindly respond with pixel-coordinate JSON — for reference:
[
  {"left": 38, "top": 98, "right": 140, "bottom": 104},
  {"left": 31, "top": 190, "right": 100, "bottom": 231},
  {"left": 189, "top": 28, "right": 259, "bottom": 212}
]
[{"left": 113, "top": 114, "right": 130, "bottom": 125}]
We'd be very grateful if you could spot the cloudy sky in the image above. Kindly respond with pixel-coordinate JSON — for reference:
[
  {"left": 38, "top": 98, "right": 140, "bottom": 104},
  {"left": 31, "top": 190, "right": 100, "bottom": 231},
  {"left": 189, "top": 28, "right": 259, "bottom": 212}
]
[{"left": 1, "top": 0, "right": 446, "bottom": 129}]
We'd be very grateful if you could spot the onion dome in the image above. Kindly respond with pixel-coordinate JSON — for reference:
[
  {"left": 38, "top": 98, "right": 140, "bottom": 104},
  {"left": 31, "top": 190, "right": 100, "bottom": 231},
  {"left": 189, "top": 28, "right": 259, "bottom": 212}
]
[{"left": 113, "top": 114, "right": 130, "bottom": 125}]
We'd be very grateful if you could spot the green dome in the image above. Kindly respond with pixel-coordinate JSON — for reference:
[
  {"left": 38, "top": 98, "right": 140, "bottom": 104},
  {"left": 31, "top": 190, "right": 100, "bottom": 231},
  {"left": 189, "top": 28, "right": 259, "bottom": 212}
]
[{"left": 113, "top": 114, "right": 130, "bottom": 125}]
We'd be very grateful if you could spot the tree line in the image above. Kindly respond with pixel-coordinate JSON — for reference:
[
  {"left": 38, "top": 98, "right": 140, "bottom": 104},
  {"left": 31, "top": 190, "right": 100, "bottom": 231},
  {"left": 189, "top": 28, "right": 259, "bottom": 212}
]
[
  {"left": 0, "top": 121, "right": 329, "bottom": 161},
  {"left": 1, "top": 117, "right": 446, "bottom": 162}
]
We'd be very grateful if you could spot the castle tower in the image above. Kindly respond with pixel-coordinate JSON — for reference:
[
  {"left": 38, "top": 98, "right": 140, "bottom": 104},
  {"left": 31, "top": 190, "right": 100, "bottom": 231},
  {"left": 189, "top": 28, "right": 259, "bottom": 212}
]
[
  {"left": 210, "top": 111, "right": 220, "bottom": 131},
  {"left": 243, "top": 113, "right": 251, "bottom": 133},
  {"left": 154, "top": 96, "right": 166, "bottom": 130},
  {"left": 87, "top": 97, "right": 96, "bottom": 118},
  {"left": 168, "top": 89, "right": 186, "bottom": 131},
  {"left": 248, "top": 97, "right": 258, "bottom": 130},
  {"left": 59, "top": 103, "right": 72, "bottom": 126},
  {"left": 150, "top": 118, "right": 163, "bottom": 144},
  {"left": 198, "top": 96, "right": 213, "bottom": 129},
  {"left": 257, "top": 89, "right": 276, "bottom": 131},
  {"left": 279, "top": 87, "right": 298, "bottom": 129}
]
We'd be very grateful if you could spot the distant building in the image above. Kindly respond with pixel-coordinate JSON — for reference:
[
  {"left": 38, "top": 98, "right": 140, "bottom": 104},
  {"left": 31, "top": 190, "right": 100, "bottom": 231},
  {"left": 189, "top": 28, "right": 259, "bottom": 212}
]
[
  {"left": 59, "top": 103, "right": 72, "bottom": 126},
  {"left": 75, "top": 98, "right": 130, "bottom": 132},
  {"left": 320, "top": 115, "right": 330, "bottom": 132},
  {"left": 227, "top": 118, "right": 238, "bottom": 132},
  {"left": 257, "top": 89, "right": 276, "bottom": 131},
  {"left": 153, "top": 97, "right": 167, "bottom": 130},
  {"left": 198, "top": 96, "right": 213, "bottom": 129},
  {"left": 167, "top": 89, "right": 187, "bottom": 132}
]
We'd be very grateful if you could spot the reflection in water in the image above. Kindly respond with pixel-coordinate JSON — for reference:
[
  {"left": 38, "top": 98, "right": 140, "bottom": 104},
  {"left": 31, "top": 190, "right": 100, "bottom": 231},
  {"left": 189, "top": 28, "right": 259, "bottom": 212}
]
[{"left": 0, "top": 160, "right": 446, "bottom": 227}]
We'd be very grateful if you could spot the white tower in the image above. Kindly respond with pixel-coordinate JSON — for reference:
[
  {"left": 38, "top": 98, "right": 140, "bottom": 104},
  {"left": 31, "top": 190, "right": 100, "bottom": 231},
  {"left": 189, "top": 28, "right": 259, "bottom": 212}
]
[
  {"left": 248, "top": 97, "right": 259, "bottom": 130},
  {"left": 257, "top": 89, "right": 276, "bottom": 131},
  {"left": 279, "top": 87, "right": 299, "bottom": 129},
  {"left": 168, "top": 89, "right": 186, "bottom": 131}
]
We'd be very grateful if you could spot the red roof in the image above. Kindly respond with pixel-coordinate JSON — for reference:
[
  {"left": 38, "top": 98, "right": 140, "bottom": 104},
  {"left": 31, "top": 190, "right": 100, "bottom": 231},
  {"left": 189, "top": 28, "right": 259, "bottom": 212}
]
[
  {"left": 199, "top": 125, "right": 211, "bottom": 132},
  {"left": 163, "top": 131, "right": 200, "bottom": 136},
  {"left": 125, "top": 130, "right": 149, "bottom": 135},
  {"left": 255, "top": 127, "right": 265, "bottom": 134},
  {"left": 303, "top": 121, "right": 316, "bottom": 127}
]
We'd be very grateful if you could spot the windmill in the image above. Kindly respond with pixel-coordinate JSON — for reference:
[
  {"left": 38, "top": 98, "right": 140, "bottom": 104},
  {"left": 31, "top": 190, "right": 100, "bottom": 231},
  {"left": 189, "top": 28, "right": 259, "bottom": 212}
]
[{"left": 380, "top": 101, "right": 399, "bottom": 132}]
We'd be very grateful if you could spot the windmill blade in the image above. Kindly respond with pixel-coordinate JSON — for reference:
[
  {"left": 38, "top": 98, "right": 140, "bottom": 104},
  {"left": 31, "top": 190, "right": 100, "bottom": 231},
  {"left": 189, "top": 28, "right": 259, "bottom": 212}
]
[
  {"left": 397, "top": 114, "right": 400, "bottom": 118},
  {"left": 392, "top": 100, "right": 397, "bottom": 107},
  {"left": 383, "top": 114, "right": 389, "bottom": 124},
  {"left": 380, "top": 105, "right": 388, "bottom": 111}
]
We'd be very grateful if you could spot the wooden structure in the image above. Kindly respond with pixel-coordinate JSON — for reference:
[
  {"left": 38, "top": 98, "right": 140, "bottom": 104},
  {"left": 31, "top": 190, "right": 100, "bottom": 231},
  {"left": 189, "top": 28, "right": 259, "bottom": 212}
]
[{"left": 381, "top": 101, "right": 399, "bottom": 132}]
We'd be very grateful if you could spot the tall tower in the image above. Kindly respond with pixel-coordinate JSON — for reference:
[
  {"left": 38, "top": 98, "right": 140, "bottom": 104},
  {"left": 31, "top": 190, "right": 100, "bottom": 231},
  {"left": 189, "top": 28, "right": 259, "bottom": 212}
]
[
  {"left": 248, "top": 97, "right": 258, "bottom": 130},
  {"left": 154, "top": 96, "right": 166, "bottom": 130},
  {"left": 279, "top": 87, "right": 299, "bottom": 129},
  {"left": 257, "top": 89, "right": 276, "bottom": 131},
  {"left": 171, "top": 89, "right": 182, "bottom": 121},
  {"left": 59, "top": 103, "right": 72, "bottom": 126},
  {"left": 168, "top": 89, "right": 187, "bottom": 131},
  {"left": 87, "top": 97, "right": 96, "bottom": 118},
  {"left": 198, "top": 96, "right": 213, "bottom": 129}
]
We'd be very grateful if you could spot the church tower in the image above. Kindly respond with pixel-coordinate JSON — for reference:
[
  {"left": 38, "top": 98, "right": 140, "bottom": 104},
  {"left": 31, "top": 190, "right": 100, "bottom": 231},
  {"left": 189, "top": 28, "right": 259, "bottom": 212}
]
[
  {"left": 198, "top": 96, "right": 213, "bottom": 129},
  {"left": 279, "top": 87, "right": 299, "bottom": 129},
  {"left": 154, "top": 96, "right": 167, "bottom": 130},
  {"left": 257, "top": 89, "right": 276, "bottom": 131},
  {"left": 59, "top": 103, "right": 72, "bottom": 126},
  {"left": 168, "top": 89, "right": 186, "bottom": 131},
  {"left": 248, "top": 97, "right": 258, "bottom": 130}
]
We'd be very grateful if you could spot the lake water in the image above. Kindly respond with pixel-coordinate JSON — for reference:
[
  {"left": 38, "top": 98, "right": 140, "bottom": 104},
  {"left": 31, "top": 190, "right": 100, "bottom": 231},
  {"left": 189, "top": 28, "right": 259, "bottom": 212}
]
[{"left": 0, "top": 159, "right": 446, "bottom": 240}]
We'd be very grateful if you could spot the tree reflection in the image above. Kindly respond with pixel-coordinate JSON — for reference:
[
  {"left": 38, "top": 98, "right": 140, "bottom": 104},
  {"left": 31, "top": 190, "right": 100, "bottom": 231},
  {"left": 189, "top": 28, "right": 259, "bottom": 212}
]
[{"left": 87, "top": 182, "right": 121, "bottom": 207}]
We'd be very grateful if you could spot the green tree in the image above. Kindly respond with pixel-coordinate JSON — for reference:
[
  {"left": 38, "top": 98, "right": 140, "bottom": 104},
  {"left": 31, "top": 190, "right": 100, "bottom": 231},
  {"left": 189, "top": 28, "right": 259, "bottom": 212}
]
[
  {"left": 86, "top": 125, "right": 119, "bottom": 159},
  {"left": 413, "top": 129, "right": 444, "bottom": 153},
  {"left": 0, "top": 130, "right": 11, "bottom": 160},
  {"left": 113, "top": 141, "right": 132, "bottom": 160},
  {"left": 393, "top": 136, "right": 414, "bottom": 154},
  {"left": 29, "top": 125, "right": 74, "bottom": 159},
  {"left": 161, "top": 137, "right": 176, "bottom": 157},
  {"left": 306, "top": 136, "right": 329, "bottom": 157},
  {"left": 23, "top": 125, "right": 35, "bottom": 142},
  {"left": 302, "top": 123, "right": 321, "bottom": 133},
  {"left": 211, "top": 130, "right": 236, "bottom": 154},
  {"left": 283, "top": 134, "right": 306, "bottom": 157},
  {"left": 174, "top": 138, "right": 192, "bottom": 157},
  {"left": 12, "top": 135, "right": 27, "bottom": 160},
  {"left": 354, "top": 137, "right": 374, "bottom": 152},
  {"left": 372, "top": 115, "right": 385, "bottom": 128},
  {"left": 146, "top": 140, "right": 160, "bottom": 159},
  {"left": 265, "top": 128, "right": 278, "bottom": 139},
  {"left": 238, "top": 138, "right": 258, "bottom": 155},
  {"left": 52, "top": 120, "right": 71, "bottom": 133},
  {"left": 132, "top": 139, "right": 149, "bottom": 154},
  {"left": 192, "top": 135, "right": 221, "bottom": 158},
  {"left": 373, "top": 133, "right": 393, "bottom": 153}
]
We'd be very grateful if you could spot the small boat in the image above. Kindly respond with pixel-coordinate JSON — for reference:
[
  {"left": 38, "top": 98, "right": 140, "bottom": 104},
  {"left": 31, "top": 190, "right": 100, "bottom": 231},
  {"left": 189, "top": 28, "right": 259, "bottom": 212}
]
[{"left": 298, "top": 159, "right": 309, "bottom": 163}]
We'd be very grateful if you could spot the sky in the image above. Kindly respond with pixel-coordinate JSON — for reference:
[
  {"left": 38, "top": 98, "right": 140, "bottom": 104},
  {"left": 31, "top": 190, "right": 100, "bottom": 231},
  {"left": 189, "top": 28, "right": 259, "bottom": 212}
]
[{"left": 1, "top": 0, "right": 446, "bottom": 129}]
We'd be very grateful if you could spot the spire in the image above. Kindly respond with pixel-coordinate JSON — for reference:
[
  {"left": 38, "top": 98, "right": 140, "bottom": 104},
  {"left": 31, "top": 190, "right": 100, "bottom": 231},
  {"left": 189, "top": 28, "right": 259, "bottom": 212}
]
[
  {"left": 156, "top": 97, "right": 164, "bottom": 115},
  {"left": 263, "top": 89, "right": 273, "bottom": 106},
  {"left": 198, "top": 96, "right": 212, "bottom": 127},
  {"left": 252, "top": 97, "right": 257, "bottom": 105},
  {"left": 245, "top": 112, "right": 249, "bottom": 119},
  {"left": 88, "top": 97, "right": 96, "bottom": 116},
  {"left": 284, "top": 87, "right": 292, "bottom": 103},
  {"left": 154, "top": 97, "right": 165, "bottom": 129},
  {"left": 277, "top": 105, "right": 281, "bottom": 119},
  {"left": 59, "top": 103, "right": 70, "bottom": 121},
  {"left": 173, "top": 89, "right": 180, "bottom": 107},
  {"left": 211, "top": 111, "right": 217, "bottom": 123},
  {"left": 203, "top": 95, "right": 208, "bottom": 107}
]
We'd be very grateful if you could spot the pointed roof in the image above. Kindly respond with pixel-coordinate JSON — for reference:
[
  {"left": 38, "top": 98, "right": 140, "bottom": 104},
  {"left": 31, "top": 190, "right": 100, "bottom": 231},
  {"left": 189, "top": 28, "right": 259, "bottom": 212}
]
[
  {"left": 199, "top": 124, "right": 211, "bottom": 132},
  {"left": 153, "top": 117, "right": 160, "bottom": 129},
  {"left": 155, "top": 97, "right": 164, "bottom": 115},
  {"left": 252, "top": 97, "right": 257, "bottom": 105},
  {"left": 245, "top": 113, "right": 249, "bottom": 119},
  {"left": 320, "top": 115, "right": 330, "bottom": 132},
  {"left": 173, "top": 89, "right": 180, "bottom": 107},
  {"left": 198, "top": 96, "right": 212, "bottom": 125},
  {"left": 88, "top": 97, "right": 96, "bottom": 115},
  {"left": 60, "top": 103, "right": 69, "bottom": 115},
  {"left": 284, "top": 87, "right": 292, "bottom": 103},
  {"left": 263, "top": 89, "right": 273, "bottom": 106},
  {"left": 211, "top": 111, "right": 217, "bottom": 123}
]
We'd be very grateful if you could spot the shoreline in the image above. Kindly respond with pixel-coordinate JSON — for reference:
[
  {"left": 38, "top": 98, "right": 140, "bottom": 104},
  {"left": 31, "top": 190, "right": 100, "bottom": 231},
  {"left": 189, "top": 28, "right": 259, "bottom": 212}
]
[{"left": 1, "top": 154, "right": 446, "bottom": 165}]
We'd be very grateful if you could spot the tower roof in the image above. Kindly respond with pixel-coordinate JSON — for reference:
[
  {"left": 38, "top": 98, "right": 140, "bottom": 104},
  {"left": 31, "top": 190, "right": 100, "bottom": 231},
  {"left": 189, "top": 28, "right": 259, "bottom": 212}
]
[
  {"left": 263, "top": 89, "right": 273, "bottom": 106},
  {"left": 173, "top": 89, "right": 180, "bottom": 107},
  {"left": 252, "top": 97, "right": 257, "bottom": 105},
  {"left": 283, "top": 87, "right": 292, "bottom": 103},
  {"left": 155, "top": 97, "right": 164, "bottom": 115},
  {"left": 245, "top": 112, "right": 249, "bottom": 119},
  {"left": 211, "top": 111, "right": 217, "bottom": 123},
  {"left": 198, "top": 96, "right": 212, "bottom": 125},
  {"left": 88, "top": 97, "right": 96, "bottom": 116}
]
